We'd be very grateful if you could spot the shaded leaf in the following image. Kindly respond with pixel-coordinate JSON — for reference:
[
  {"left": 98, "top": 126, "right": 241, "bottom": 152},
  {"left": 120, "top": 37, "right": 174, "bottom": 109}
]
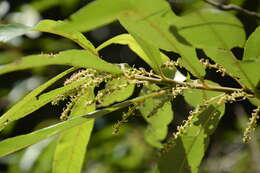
[
  {"left": 139, "top": 84, "right": 173, "bottom": 148},
  {"left": 0, "top": 24, "right": 32, "bottom": 42},
  {"left": 53, "top": 87, "right": 95, "bottom": 173},
  {"left": 159, "top": 105, "right": 225, "bottom": 173},
  {"left": 99, "top": 77, "right": 135, "bottom": 106},
  {"left": 158, "top": 81, "right": 225, "bottom": 173},
  {"left": 0, "top": 49, "right": 122, "bottom": 76}
]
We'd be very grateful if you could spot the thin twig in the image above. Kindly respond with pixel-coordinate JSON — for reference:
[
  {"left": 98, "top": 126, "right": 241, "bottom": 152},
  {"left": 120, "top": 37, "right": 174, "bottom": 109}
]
[
  {"left": 203, "top": 0, "right": 260, "bottom": 20},
  {"left": 128, "top": 74, "right": 254, "bottom": 96}
]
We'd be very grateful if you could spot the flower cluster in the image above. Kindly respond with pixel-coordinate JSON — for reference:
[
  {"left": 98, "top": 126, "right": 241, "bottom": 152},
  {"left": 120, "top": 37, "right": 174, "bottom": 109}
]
[
  {"left": 112, "top": 104, "right": 139, "bottom": 134},
  {"left": 243, "top": 106, "right": 260, "bottom": 143},
  {"left": 217, "top": 91, "right": 248, "bottom": 104},
  {"left": 161, "top": 103, "right": 208, "bottom": 153}
]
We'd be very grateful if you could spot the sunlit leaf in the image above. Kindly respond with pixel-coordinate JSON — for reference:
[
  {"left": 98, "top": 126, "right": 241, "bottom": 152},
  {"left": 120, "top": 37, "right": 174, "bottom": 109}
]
[
  {"left": 243, "top": 26, "right": 260, "bottom": 60},
  {"left": 173, "top": 8, "right": 245, "bottom": 49},
  {"left": 205, "top": 48, "right": 260, "bottom": 90},
  {"left": 131, "top": 33, "right": 164, "bottom": 75},
  {"left": 97, "top": 34, "right": 170, "bottom": 71},
  {"left": 0, "top": 24, "right": 32, "bottom": 42},
  {"left": 53, "top": 87, "right": 95, "bottom": 173},
  {"left": 31, "top": 139, "right": 57, "bottom": 173},
  {"left": 0, "top": 49, "right": 122, "bottom": 76},
  {"left": 34, "top": 20, "right": 97, "bottom": 55},
  {"left": 54, "top": 0, "right": 139, "bottom": 32},
  {"left": 118, "top": 0, "right": 205, "bottom": 78},
  {"left": 0, "top": 76, "right": 89, "bottom": 131},
  {"left": 0, "top": 92, "right": 163, "bottom": 157}
]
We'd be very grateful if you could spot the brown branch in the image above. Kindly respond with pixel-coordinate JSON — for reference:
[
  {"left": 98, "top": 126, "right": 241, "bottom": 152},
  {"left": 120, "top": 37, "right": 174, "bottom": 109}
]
[{"left": 203, "top": 0, "right": 260, "bottom": 20}]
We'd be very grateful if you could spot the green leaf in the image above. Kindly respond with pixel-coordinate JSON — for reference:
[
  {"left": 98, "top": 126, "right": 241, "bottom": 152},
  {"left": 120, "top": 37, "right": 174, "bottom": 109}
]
[
  {"left": 158, "top": 81, "right": 225, "bottom": 173},
  {"left": 139, "top": 84, "right": 173, "bottom": 148},
  {"left": 97, "top": 34, "right": 170, "bottom": 71},
  {"left": 0, "top": 76, "right": 89, "bottom": 131},
  {"left": 131, "top": 33, "right": 164, "bottom": 75},
  {"left": 34, "top": 20, "right": 97, "bottom": 55},
  {"left": 173, "top": 8, "right": 245, "bottom": 49},
  {"left": 31, "top": 139, "right": 57, "bottom": 173},
  {"left": 159, "top": 105, "right": 225, "bottom": 173},
  {"left": 0, "top": 24, "right": 32, "bottom": 42},
  {"left": 0, "top": 49, "right": 122, "bottom": 76},
  {"left": 118, "top": 0, "right": 205, "bottom": 78},
  {"left": 53, "top": 87, "right": 95, "bottom": 173},
  {"left": 99, "top": 77, "right": 135, "bottom": 106},
  {"left": 0, "top": 92, "right": 164, "bottom": 157},
  {"left": 53, "top": 0, "right": 138, "bottom": 32},
  {"left": 205, "top": 48, "right": 260, "bottom": 90},
  {"left": 243, "top": 26, "right": 260, "bottom": 60}
]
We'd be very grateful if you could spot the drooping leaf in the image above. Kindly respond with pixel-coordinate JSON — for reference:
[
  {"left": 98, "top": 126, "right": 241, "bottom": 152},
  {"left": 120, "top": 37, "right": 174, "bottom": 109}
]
[
  {"left": 53, "top": 87, "right": 95, "bottom": 173},
  {"left": 159, "top": 105, "right": 225, "bottom": 173},
  {"left": 158, "top": 81, "right": 225, "bottom": 173},
  {"left": 0, "top": 49, "right": 122, "bottom": 76},
  {"left": 97, "top": 34, "right": 186, "bottom": 80},
  {"left": 205, "top": 48, "right": 260, "bottom": 90},
  {"left": 131, "top": 33, "right": 164, "bottom": 75},
  {"left": 97, "top": 34, "right": 170, "bottom": 71},
  {"left": 0, "top": 76, "right": 89, "bottom": 131},
  {"left": 34, "top": 20, "right": 97, "bottom": 55},
  {"left": 0, "top": 92, "right": 164, "bottom": 157},
  {"left": 0, "top": 24, "right": 32, "bottom": 42},
  {"left": 173, "top": 8, "right": 245, "bottom": 49},
  {"left": 139, "top": 84, "right": 173, "bottom": 148},
  {"left": 118, "top": 0, "right": 205, "bottom": 78},
  {"left": 99, "top": 77, "right": 135, "bottom": 106},
  {"left": 243, "top": 26, "right": 260, "bottom": 60}
]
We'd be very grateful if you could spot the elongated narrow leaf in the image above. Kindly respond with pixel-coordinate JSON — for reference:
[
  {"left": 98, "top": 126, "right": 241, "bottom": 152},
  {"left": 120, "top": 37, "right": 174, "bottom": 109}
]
[
  {"left": 0, "top": 24, "right": 32, "bottom": 42},
  {"left": 97, "top": 34, "right": 186, "bottom": 80},
  {"left": 118, "top": 0, "right": 205, "bottom": 78},
  {"left": 97, "top": 34, "right": 169, "bottom": 69},
  {"left": 0, "top": 77, "right": 89, "bottom": 131},
  {"left": 205, "top": 48, "right": 260, "bottom": 90},
  {"left": 159, "top": 105, "right": 224, "bottom": 173},
  {"left": 173, "top": 8, "right": 245, "bottom": 49},
  {"left": 131, "top": 33, "right": 164, "bottom": 74},
  {"left": 139, "top": 84, "right": 173, "bottom": 148},
  {"left": 34, "top": 20, "right": 97, "bottom": 55},
  {"left": 0, "top": 49, "right": 122, "bottom": 76},
  {"left": 0, "top": 92, "right": 162, "bottom": 158},
  {"left": 53, "top": 88, "right": 95, "bottom": 173},
  {"left": 243, "top": 26, "right": 260, "bottom": 60}
]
